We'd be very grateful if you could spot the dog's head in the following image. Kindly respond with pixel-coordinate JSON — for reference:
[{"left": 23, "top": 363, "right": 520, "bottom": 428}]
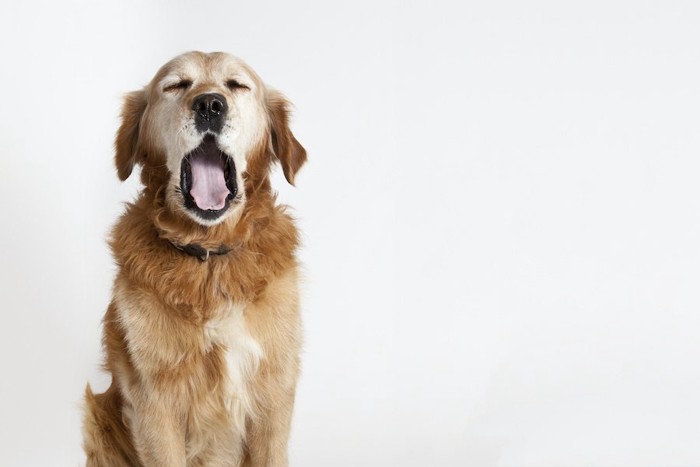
[{"left": 115, "top": 51, "right": 306, "bottom": 226}]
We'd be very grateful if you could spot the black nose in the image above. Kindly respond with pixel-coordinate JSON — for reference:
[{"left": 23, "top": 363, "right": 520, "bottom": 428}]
[{"left": 192, "top": 93, "right": 228, "bottom": 133}]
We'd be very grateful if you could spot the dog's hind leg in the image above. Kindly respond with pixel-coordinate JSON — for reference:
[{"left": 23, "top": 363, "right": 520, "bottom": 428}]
[{"left": 82, "top": 382, "right": 140, "bottom": 467}]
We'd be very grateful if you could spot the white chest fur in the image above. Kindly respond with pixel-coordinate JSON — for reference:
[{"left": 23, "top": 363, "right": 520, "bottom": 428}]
[{"left": 204, "top": 303, "right": 263, "bottom": 433}]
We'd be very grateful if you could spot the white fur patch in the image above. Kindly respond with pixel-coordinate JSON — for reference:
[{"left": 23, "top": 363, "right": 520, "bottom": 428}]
[{"left": 204, "top": 302, "right": 263, "bottom": 435}]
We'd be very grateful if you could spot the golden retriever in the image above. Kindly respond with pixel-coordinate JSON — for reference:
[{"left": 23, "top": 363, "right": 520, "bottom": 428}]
[{"left": 82, "top": 51, "right": 307, "bottom": 466}]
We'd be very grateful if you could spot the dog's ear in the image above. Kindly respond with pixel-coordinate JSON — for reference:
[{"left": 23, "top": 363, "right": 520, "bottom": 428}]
[
  {"left": 266, "top": 90, "right": 307, "bottom": 185},
  {"left": 115, "top": 90, "right": 147, "bottom": 181}
]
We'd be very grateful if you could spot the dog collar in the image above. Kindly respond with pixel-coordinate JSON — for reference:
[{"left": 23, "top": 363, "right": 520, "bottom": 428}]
[{"left": 169, "top": 241, "right": 232, "bottom": 262}]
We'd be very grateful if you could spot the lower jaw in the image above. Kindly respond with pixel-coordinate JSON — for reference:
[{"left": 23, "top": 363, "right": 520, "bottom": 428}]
[{"left": 182, "top": 199, "right": 232, "bottom": 224}]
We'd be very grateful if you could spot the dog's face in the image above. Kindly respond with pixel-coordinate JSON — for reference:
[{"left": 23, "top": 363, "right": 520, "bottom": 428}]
[
  {"left": 115, "top": 51, "right": 306, "bottom": 226},
  {"left": 149, "top": 53, "right": 267, "bottom": 225}
]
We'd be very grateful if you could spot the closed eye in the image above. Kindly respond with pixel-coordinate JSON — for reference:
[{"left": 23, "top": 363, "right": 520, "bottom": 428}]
[
  {"left": 163, "top": 80, "right": 192, "bottom": 92},
  {"left": 226, "top": 79, "right": 249, "bottom": 91}
]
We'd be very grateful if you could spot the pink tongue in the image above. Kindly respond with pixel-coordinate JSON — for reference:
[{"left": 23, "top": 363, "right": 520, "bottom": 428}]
[{"left": 189, "top": 152, "right": 229, "bottom": 210}]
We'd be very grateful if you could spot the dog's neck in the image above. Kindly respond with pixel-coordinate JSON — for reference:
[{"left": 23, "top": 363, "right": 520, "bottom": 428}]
[{"left": 148, "top": 179, "right": 276, "bottom": 262}]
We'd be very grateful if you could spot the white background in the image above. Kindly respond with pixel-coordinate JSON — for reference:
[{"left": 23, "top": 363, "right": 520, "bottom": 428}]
[{"left": 1, "top": 1, "right": 699, "bottom": 466}]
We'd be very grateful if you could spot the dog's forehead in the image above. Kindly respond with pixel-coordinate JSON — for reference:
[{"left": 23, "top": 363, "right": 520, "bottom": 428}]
[{"left": 153, "top": 52, "right": 258, "bottom": 83}]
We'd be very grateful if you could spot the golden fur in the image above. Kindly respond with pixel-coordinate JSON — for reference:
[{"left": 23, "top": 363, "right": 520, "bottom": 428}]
[{"left": 82, "top": 52, "right": 306, "bottom": 466}]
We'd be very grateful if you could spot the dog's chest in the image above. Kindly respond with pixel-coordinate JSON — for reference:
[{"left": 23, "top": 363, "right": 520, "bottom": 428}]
[{"left": 204, "top": 303, "right": 263, "bottom": 427}]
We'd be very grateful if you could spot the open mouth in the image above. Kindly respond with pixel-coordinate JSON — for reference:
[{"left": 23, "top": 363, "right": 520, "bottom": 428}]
[{"left": 180, "top": 135, "right": 237, "bottom": 221}]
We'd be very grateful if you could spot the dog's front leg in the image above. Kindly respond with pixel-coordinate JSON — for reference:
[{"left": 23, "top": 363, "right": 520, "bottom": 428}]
[
  {"left": 130, "top": 392, "right": 187, "bottom": 467},
  {"left": 242, "top": 269, "right": 302, "bottom": 467},
  {"left": 243, "top": 384, "right": 297, "bottom": 467}
]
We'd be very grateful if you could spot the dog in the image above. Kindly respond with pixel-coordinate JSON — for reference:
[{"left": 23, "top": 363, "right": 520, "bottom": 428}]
[{"left": 82, "top": 51, "right": 307, "bottom": 466}]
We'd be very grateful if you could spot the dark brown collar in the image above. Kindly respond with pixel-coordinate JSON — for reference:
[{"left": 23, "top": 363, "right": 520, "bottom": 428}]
[{"left": 169, "top": 241, "right": 232, "bottom": 262}]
